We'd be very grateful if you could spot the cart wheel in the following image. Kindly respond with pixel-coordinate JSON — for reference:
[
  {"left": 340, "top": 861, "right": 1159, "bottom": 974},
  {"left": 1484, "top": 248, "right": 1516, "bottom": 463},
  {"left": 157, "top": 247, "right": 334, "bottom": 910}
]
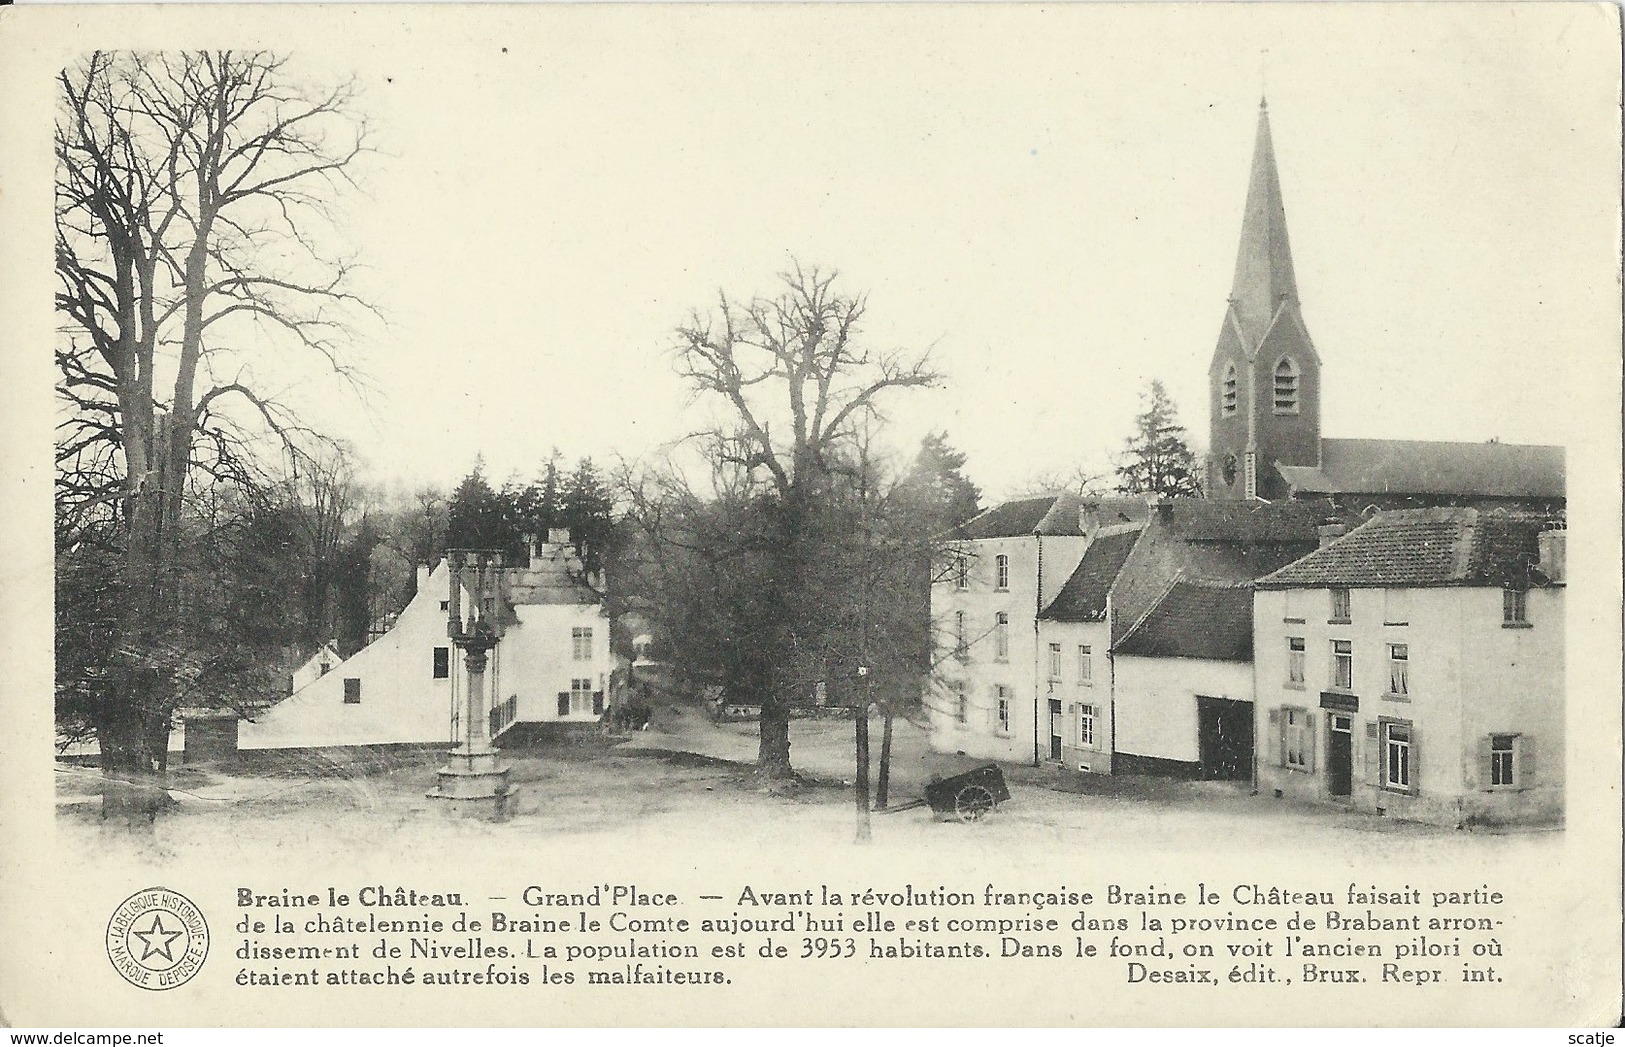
[{"left": 954, "top": 784, "right": 996, "bottom": 822}]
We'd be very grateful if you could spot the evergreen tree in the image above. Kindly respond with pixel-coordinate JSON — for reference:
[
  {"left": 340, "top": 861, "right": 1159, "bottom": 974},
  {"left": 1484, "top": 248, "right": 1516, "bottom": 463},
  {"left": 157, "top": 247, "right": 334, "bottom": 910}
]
[
  {"left": 447, "top": 459, "right": 515, "bottom": 552},
  {"left": 561, "top": 457, "right": 617, "bottom": 576},
  {"left": 895, "top": 431, "right": 981, "bottom": 532},
  {"left": 1114, "top": 380, "right": 1203, "bottom": 497}
]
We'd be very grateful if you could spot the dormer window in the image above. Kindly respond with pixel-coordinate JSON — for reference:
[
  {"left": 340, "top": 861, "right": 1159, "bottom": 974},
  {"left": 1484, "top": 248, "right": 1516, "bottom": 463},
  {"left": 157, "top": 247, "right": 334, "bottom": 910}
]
[
  {"left": 1273, "top": 358, "right": 1300, "bottom": 415},
  {"left": 1221, "top": 363, "right": 1238, "bottom": 416}
]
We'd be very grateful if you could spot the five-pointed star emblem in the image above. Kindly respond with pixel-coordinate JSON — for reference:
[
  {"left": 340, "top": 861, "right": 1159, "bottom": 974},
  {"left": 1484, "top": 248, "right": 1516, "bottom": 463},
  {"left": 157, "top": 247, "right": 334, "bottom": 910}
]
[{"left": 130, "top": 914, "right": 184, "bottom": 963}]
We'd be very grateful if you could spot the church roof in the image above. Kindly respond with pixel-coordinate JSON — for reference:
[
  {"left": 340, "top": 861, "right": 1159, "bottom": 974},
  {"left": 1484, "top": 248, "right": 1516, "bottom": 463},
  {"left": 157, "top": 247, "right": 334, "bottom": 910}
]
[
  {"left": 1227, "top": 100, "right": 1300, "bottom": 351},
  {"left": 1039, "top": 525, "right": 1144, "bottom": 622},
  {"left": 1276, "top": 438, "right": 1565, "bottom": 501},
  {"left": 1113, "top": 580, "right": 1255, "bottom": 662},
  {"left": 1256, "top": 507, "right": 1554, "bottom": 589}
]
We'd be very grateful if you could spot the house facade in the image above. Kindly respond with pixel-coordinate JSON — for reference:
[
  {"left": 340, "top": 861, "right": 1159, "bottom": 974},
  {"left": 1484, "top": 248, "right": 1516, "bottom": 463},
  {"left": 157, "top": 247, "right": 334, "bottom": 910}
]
[
  {"left": 1253, "top": 509, "right": 1565, "bottom": 827},
  {"left": 929, "top": 494, "right": 1091, "bottom": 764},
  {"left": 239, "top": 531, "right": 612, "bottom": 751},
  {"left": 1111, "top": 581, "right": 1256, "bottom": 778}
]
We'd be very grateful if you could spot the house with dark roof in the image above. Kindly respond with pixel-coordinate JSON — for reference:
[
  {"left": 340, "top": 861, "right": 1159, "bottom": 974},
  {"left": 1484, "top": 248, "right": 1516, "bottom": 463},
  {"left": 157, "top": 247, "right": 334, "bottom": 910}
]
[
  {"left": 1032, "top": 522, "right": 1143, "bottom": 773},
  {"left": 1252, "top": 508, "right": 1564, "bottom": 827},
  {"left": 1204, "top": 101, "right": 1565, "bottom": 514},
  {"left": 239, "top": 530, "right": 612, "bottom": 751},
  {"left": 937, "top": 494, "right": 1330, "bottom": 775},
  {"left": 1041, "top": 497, "right": 1327, "bottom": 778}
]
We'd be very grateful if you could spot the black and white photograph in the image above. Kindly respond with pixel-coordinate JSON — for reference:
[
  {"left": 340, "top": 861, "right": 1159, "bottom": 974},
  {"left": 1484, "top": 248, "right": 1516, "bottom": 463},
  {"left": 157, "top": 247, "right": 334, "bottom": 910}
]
[{"left": 1, "top": 1, "right": 1619, "bottom": 1030}]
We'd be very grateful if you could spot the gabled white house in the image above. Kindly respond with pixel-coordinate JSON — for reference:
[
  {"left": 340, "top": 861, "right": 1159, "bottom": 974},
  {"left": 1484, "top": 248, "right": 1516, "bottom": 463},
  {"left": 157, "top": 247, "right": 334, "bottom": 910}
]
[
  {"left": 240, "top": 530, "right": 612, "bottom": 750},
  {"left": 1253, "top": 508, "right": 1565, "bottom": 827},
  {"left": 289, "top": 641, "right": 342, "bottom": 693}
]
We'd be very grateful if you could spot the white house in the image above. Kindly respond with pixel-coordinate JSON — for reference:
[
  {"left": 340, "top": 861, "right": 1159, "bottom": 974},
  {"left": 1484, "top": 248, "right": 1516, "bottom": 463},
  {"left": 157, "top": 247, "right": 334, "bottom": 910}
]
[
  {"left": 289, "top": 641, "right": 342, "bottom": 693},
  {"left": 240, "top": 530, "right": 612, "bottom": 750},
  {"left": 1034, "top": 522, "right": 1143, "bottom": 774},
  {"left": 1253, "top": 508, "right": 1565, "bottom": 827},
  {"left": 928, "top": 493, "right": 1092, "bottom": 764}
]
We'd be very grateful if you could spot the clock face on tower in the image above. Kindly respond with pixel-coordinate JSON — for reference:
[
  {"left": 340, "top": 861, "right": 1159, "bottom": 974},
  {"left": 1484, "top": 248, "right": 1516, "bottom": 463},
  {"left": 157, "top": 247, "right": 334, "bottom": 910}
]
[{"left": 1221, "top": 452, "right": 1239, "bottom": 487}]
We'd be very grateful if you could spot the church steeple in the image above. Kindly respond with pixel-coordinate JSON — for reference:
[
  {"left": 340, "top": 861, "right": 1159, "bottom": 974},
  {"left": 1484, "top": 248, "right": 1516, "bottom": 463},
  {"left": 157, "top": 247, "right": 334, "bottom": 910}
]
[
  {"left": 1207, "top": 99, "right": 1322, "bottom": 502},
  {"left": 1227, "top": 98, "right": 1299, "bottom": 348}
]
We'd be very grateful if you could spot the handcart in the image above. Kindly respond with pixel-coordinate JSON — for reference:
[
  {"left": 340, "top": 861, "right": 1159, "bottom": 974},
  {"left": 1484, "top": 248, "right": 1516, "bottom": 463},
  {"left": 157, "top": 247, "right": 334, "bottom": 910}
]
[{"left": 883, "top": 763, "right": 1010, "bottom": 822}]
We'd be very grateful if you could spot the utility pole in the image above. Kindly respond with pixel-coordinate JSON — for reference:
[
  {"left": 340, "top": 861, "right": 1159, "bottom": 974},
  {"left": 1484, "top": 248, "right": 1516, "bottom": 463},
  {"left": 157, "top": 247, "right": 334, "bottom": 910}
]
[{"left": 855, "top": 665, "right": 871, "bottom": 842}]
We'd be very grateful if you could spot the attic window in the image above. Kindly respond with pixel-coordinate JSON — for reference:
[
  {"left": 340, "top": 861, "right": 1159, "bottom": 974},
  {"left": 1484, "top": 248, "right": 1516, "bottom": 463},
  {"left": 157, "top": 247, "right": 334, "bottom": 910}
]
[
  {"left": 1273, "top": 358, "right": 1300, "bottom": 415},
  {"left": 1221, "top": 363, "right": 1238, "bottom": 416}
]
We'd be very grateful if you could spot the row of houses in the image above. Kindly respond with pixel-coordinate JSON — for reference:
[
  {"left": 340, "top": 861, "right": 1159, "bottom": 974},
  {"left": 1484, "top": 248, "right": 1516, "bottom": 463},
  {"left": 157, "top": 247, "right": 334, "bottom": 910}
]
[{"left": 929, "top": 496, "right": 1564, "bottom": 829}]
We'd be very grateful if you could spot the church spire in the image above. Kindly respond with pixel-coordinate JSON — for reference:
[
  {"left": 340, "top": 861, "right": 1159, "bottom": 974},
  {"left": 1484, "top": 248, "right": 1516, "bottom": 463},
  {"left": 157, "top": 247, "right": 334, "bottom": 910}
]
[{"left": 1227, "top": 98, "right": 1298, "bottom": 347}]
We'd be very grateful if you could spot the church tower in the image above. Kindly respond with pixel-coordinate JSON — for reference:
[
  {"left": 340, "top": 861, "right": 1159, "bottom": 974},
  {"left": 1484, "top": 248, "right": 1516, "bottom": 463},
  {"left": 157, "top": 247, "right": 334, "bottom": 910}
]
[{"left": 1207, "top": 100, "right": 1321, "bottom": 501}]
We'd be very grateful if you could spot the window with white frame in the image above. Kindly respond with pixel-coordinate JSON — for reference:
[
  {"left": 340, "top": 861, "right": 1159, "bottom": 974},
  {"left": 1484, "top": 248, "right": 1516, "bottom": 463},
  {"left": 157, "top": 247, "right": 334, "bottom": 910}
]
[
  {"left": 1489, "top": 733, "right": 1517, "bottom": 787},
  {"left": 995, "top": 686, "right": 1011, "bottom": 734},
  {"left": 1286, "top": 636, "right": 1306, "bottom": 686},
  {"left": 1077, "top": 644, "right": 1093, "bottom": 684},
  {"left": 1283, "top": 588, "right": 1303, "bottom": 622},
  {"left": 1330, "top": 587, "right": 1351, "bottom": 621},
  {"left": 953, "top": 611, "right": 967, "bottom": 661},
  {"left": 1221, "top": 362, "right": 1238, "bottom": 416},
  {"left": 1383, "top": 588, "right": 1410, "bottom": 625},
  {"left": 1382, "top": 720, "right": 1413, "bottom": 792},
  {"left": 1282, "top": 707, "right": 1309, "bottom": 768},
  {"left": 1273, "top": 357, "right": 1299, "bottom": 414},
  {"left": 1077, "top": 703, "right": 1095, "bottom": 747},
  {"left": 1503, "top": 587, "right": 1528, "bottom": 624},
  {"left": 572, "top": 626, "right": 594, "bottom": 660},
  {"left": 953, "top": 553, "right": 969, "bottom": 590},
  {"left": 995, "top": 555, "right": 1010, "bottom": 591},
  {"left": 1331, "top": 640, "right": 1353, "bottom": 690},
  {"left": 951, "top": 681, "right": 967, "bottom": 725},
  {"left": 570, "top": 677, "right": 594, "bottom": 716},
  {"left": 994, "top": 612, "right": 1009, "bottom": 661},
  {"left": 1048, "top": 643, "right": 1063, "bottom": 680},
  {"left": 1387, "top": 643, "right": 1409, "bottom": 697}
]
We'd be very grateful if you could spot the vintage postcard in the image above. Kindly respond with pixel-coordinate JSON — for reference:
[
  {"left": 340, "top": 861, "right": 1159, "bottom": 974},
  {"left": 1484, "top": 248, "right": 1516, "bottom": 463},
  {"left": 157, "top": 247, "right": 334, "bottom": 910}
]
[{"left": 0, "top": 1, "right": 1619, "bottom": 1029}]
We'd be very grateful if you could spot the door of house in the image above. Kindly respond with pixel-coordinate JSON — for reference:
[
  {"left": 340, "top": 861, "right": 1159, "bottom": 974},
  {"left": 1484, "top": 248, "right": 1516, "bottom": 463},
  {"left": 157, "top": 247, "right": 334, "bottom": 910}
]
[
  {"left": 1327, "top": 714, "right": 1354, "bottom": 797},
  {"left": 1196, "top": 695, "right": 1254, "bottom": 780},
  {"left": 1048, "top": 698, "right": 1063, "bottom": 761}
]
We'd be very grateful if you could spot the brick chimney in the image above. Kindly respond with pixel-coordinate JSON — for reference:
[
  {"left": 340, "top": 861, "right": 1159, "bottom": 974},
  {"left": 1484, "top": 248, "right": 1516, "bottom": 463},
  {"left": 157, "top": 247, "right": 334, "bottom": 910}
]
[
  {"left": 1317, "top": 522, "right": 1348, "bottom": 548},
  {"left": 1537, "top": 530, "right": 1566, "bottom": 583}
]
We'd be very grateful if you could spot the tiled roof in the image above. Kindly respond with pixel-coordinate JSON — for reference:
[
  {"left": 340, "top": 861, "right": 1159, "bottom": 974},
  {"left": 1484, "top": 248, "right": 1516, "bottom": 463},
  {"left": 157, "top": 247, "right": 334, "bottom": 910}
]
[
  {"left": 1277, "top": 438, "right": 1565, "bottom": 500},
  {"left": 1155, "top": 497, "right": 1331, "bottom": 543},
  {"left": 1113, "top": 580, "right": 1254, "bottom": 662},
  {"left": 1256, "top": 507, "right": 1551, "bottom": 589},
  {"left": 951, "top": 492, "right": 1089, "bottom": 539},
  {"left": 1039, "top": 526, "right": 1144, "bottom": 622}
]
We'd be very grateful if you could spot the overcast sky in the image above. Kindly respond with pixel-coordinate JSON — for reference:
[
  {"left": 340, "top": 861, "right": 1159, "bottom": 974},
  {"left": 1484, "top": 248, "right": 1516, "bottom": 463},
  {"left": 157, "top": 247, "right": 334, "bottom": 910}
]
[{"left": 228, "top": 5, "right": 1618, "bottom": 503}]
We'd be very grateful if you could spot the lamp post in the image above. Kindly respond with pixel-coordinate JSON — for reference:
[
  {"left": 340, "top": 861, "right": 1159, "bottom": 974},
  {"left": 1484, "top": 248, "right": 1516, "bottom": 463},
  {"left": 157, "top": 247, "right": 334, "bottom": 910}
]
[{"left": 426, "top": 548, "right": 512, "bottom": 819}]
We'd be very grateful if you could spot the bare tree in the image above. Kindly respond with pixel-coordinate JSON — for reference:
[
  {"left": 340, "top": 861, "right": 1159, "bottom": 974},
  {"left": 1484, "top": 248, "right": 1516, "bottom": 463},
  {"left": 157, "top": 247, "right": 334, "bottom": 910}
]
[
  {"left": 55, "top": 50, "right": 372, "bottom": 823},
  {"left": 670, "top": 264, "right": 940, "bottom": 777}
]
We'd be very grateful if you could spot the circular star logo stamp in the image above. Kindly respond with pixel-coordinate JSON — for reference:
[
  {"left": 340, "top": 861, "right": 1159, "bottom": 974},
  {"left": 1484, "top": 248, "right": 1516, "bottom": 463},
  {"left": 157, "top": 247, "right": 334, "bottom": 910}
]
[{"left": 106, "top": 887, "right": 209, "bottom": 990}]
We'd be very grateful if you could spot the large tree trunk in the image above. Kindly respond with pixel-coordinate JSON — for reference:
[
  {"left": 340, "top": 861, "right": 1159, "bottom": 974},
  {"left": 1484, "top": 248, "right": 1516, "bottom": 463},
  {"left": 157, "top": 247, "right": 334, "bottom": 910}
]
[
  {"left": 97, "top": 677, "right": 168, "bottom": 827},
  {"left": 98, "top": 422, "right": 182, "bottom": 825},
  {"left": 757, "top": 698, "right": 793, "bottom": 779}
]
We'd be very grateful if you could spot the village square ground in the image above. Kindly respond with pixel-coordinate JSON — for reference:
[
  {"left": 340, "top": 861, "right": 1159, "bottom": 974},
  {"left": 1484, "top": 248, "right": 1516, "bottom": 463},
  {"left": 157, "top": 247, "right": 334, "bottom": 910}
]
[{"left": 53, "top": 700, "right": 1559, "bottom": 866}]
